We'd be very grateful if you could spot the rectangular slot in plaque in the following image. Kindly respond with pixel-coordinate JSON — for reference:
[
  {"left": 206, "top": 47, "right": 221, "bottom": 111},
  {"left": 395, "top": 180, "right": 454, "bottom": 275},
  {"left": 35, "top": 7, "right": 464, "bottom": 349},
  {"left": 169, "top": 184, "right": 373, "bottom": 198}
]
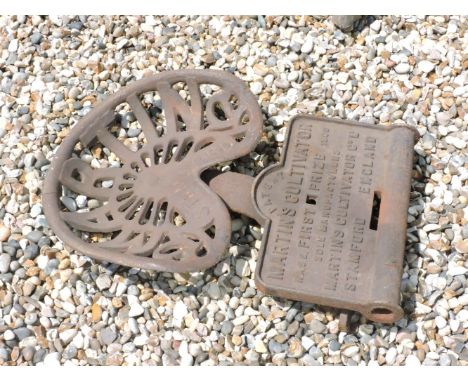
[{"left": 369, "top": 191, "right": 381, "bottom": 231}]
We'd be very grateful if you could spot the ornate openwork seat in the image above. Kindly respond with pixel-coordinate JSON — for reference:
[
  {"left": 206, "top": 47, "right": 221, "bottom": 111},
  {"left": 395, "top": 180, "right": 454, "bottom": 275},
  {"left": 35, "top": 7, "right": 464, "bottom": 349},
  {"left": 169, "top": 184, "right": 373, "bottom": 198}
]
[{"left": 43, "top": 70, "right": 263, "bottom": 272}]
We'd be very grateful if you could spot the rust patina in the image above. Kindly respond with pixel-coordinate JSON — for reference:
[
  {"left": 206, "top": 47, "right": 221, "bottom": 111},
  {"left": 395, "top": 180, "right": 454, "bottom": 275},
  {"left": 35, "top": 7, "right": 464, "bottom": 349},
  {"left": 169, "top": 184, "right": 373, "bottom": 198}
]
[
  {"left": 43, "top": 70, "right": 263, "bottom": 273},
  {"left": 43, "top": 71, "right": 419, "bottom": 323}
]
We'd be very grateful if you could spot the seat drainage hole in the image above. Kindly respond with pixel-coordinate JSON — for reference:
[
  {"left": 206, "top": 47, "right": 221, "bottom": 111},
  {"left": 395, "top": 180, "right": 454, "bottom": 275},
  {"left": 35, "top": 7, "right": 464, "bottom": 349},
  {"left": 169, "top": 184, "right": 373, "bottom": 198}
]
[{"left": 196, "top": 247, "right": 207, "bottom": 257}]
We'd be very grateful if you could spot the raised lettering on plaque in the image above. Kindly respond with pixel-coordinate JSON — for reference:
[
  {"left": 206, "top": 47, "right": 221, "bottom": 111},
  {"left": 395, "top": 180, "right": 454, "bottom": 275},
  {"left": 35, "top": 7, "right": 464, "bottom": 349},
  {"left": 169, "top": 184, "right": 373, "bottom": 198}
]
[{"left": 253, "top": 116, "right": 418, "bottom": 324}]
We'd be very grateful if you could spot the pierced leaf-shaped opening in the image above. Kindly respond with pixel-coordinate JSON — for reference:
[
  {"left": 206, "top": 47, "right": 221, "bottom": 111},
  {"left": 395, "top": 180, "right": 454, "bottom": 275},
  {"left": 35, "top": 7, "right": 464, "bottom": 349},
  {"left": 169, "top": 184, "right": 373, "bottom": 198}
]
[
  {"left": 111, "top": 102, "right": 145, "bottom": 152},
  {"left": 240, "top": 111, "right": 250, "bottom": 125},
  {"left": 175, "top": 139, "right": 194, "bottom": 162},
  {"left": 139, "top": 200, "right": 155, "bottom": 225},
  {"left": 140, "top": 152, "right": 152, "bottom": 168},
  {"left": 140, "top": 91, "right": 166, "bottom": 138},
  {"left": 172, "top": 81, "right": 192, "bottom": 105},
  {"left": 93, "top": 179, "right": 114, "bottom": 188},
  {"left": 130, "top": 162, "right": 143, "bottom": 173},
  {"left": 205, "top": 224, "right": 216, "bottom": 239},
  {"left": 155, "top": 201, "right": 168, "bottom": 226},
  {"left": 194, "top": 139, "right": 214, "bottom": 153},
  {"left": 213, "top": 102, "right": 227, "bottom": 121},
  {"left": 196, "top": 247, "right": 208, "bottom": 257},
  {"left": 71, "top": 168, "right": 82, "bottom": 181},
  {"left": 125, "top": 198, "right": 145, "bottom": 221},
  {"left": 165, "top": 142, "right": 179, "bottom": 163},
  {"left": 153, "top": 146, "right": 165, "bottom": 165},
  {"left": 200, "top": 83, "right": 221, "bottom": 129},
  {"left": 235, "top": 133, "right": 246, "bottom": 143},
  {"left": 229, "top": 95, "right": 239, "bottom": 110},
  {"left": 172, "top": 210, "right": 186, "bottom": 226}
]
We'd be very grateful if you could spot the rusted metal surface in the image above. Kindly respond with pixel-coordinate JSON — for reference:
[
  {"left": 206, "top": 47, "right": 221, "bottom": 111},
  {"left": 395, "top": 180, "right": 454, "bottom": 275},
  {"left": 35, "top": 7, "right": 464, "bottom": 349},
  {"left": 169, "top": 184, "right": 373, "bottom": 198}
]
[
  {"left": 44, "top": 70, "right": 420, "bottom": 324},
  {"left": 253, "top": 116, "right": 419, "bottom": 323},
  {"left": 43, "top": 70, "right": 263, "bottom": 272},
  {"left": 202, "top": 169, "right": 265, "bottom": 225}
]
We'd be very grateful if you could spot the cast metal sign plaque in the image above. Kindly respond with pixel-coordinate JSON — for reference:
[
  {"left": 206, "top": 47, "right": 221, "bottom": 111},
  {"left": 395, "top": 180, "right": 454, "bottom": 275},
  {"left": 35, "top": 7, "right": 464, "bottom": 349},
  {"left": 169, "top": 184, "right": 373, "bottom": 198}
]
[{"left": 252, "top": 116, "right": 418, "bottom": 323}]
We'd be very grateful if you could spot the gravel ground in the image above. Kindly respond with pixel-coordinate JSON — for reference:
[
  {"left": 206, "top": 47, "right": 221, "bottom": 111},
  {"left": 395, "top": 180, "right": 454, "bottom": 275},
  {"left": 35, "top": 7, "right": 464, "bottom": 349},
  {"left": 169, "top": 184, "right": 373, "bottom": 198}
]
[{"left": 0, "top": 15, "right": 467, "bottom": 366}]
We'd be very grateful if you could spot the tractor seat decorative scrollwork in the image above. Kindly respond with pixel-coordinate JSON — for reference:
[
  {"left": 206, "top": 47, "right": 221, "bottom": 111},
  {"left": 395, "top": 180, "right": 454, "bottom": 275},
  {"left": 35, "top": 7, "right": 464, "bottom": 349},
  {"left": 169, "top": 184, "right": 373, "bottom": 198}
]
[{"left": 43, "top": 70, "right": 263, "bottom": 272}]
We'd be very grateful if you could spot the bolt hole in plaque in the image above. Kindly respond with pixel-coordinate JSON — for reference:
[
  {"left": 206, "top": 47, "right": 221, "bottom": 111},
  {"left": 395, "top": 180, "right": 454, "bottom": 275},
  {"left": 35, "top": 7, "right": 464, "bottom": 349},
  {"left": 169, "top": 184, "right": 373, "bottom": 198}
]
[
  {"left": 369, "top": 307, "right": 396, "bottom": 322},
  {"left": 306, "top": 195, "right": 317, "bottom": 205}
]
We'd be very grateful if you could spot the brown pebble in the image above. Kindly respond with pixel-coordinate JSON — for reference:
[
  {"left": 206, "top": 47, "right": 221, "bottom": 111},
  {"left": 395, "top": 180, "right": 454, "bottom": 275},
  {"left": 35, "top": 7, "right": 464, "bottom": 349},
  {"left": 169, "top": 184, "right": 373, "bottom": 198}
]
[
  {"left": 232, "top": 335, "right": 242, "bottom": 346},
  {"left": 112, "top": 297, "right": 123, "bottom": 309},
  {"left": 91, "top": 303, "right": 102, "bottom": 322},
  {"left": 455, "top": 239, "right": 468, "bottom": 253},
  {"left": 427, "top": 263, "right": 442, "bottom": 274},
  {"left": 0, "top": 224, "right": 10, "bottom": 242},
  {"left": 303, "top": 312, "right": 314, "bottom": 324},
  {"left": 416, "top": 348, "right": 426, "bottom": 362},
  {"left": 287, "top": 338, "right": 304, "bottom": 358}
]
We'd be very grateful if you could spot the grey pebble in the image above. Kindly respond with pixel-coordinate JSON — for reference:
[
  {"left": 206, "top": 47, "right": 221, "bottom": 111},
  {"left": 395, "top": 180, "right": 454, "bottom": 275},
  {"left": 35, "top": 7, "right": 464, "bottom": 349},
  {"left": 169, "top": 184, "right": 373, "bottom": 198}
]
[
  {"left": 26, "top": 230, "right": 43, "bottom": 243},
  {"left": 29, "top": 204, "right": 41, "bottom": 217},
  {"left": 13, "top": 327, "right": 32, "bottom": 341},
  {"left": 22, "top": 346, "right": 35, "bottom": 362},
  {"left": 127, "top": 128, "right": 141, "bottom": 138},
  {"left": 308, "top": 346, "right": 323, "bottom": 359},
  {"left": 286, "top": 307, "right": 299, "bottom": 322},
  {"left": 302, "top": 354, "right": 321, "bottom": 366},
  {"left": 309, "top": 319, "right": 326, "bottom": 334},
  {"left": 268, "top": 340, "right": 287, "bottom": 354},
  {"left": 0, "top": 253, "right": 11, "bottom": 273},
  {"left": 266, "top": 56, "right": 277, "bottom": 67},
  {"left": 127, "top": 284, "right": 139, "bottom": 295},
  {"left": 18, "top": 106, "right": 29, "bottom": 115},
  {"left": 24, "top": 244, "right": 39, "bottom": 260},
  {"left": 33, "top": 348, "right": 47, "bottom": 364},
  {"left": 329, "top": 340, "right": 341, "bottom": 351},
  {"left": 63, "top": 345, "right": 78, "bottom": 359},
  {"left": 96, "top": 273, "right": 112, "bottom": 290},
  {"left": 0, "top": 348, "right": 9, "bottom": 361},
  {"left": 69, "top": 21, "right": 83, "bottom": 30},
  {"left": 221, "top": 321, "right": 234, "bottom": 335},
  {"left": 30, "top": 32, "right": 42, "bottom": 44},
  {"left": 2, "top": 246, "right": 16, "bottom": 256},
  {"left": 60, "top": 196, "right": 77, "bottom": 212}
]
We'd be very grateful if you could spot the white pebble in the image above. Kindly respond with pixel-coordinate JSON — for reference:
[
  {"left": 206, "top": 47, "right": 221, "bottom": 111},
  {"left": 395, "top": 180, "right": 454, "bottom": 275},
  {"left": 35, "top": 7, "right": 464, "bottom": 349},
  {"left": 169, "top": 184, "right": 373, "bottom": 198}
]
[
  {"left": 43, "top": 352, "right": 61, "bottom": 366},
  {"left": 8, "top": 39, "right": 18, "bottom": 52},
  {"left": 395, "top": 63, "right": 411, "bottom": 74},
  {"left": 4, "top": 330, "right": 15, "bottom": 341},
  {"left": 418, "top": 60, "right": 435, "bottom": 73},
  {"left": 405, "top": 354, "right": 421, "bottom": 366},
  {"left": 385, "top": 347, "right": 398, "bottom": 364},
  {"left": 250, "top": 82, "right": 263, "bottom": 95},
  {"left": 128, "top": 295, "right": 144, "bottom": 317},
  {"left": 301, "top": 37, "right": 314, "bottom": 54},
  {"left": 173, "top": 300, "right": 188, "bottom": 324}
]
